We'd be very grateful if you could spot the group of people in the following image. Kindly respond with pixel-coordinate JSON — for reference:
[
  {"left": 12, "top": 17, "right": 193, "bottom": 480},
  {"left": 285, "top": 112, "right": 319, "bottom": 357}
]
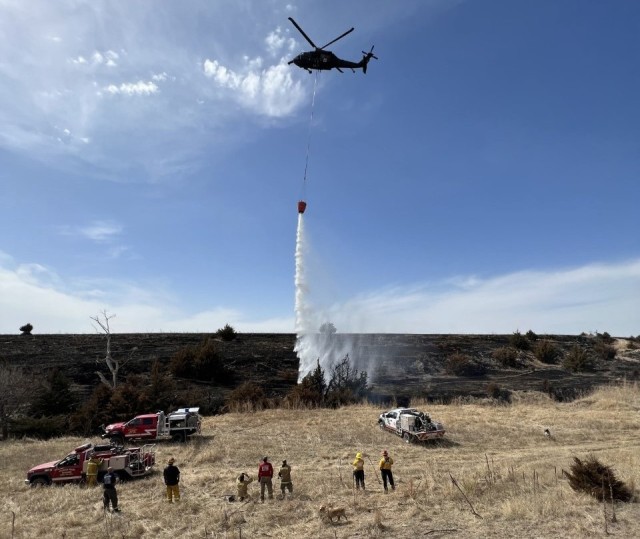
[
  {"left": 85, "top": 453, "right": 182, "bottom": 512},
  {"left": 234, "top": 457, "right": 293, "bottom": 502},
  {"left": 353, "top": 449, "right": 395, "bottom": 492},
  {"left": 87, "top": 449, "right": 393, "bottom": 512}
]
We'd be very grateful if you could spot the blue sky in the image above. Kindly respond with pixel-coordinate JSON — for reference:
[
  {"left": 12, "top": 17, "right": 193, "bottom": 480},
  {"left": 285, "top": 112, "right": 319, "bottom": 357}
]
[{"left": 0, "top": 0, "right": 638, "bottom": 335}]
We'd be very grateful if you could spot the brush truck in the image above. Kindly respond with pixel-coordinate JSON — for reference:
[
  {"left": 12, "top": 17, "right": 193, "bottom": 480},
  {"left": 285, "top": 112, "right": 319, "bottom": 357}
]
[
  {"left": 25, "top": 442, "right": 156, "bottom": 486},
  {"left": 102, "top": 407, "right": 202, "bottom": 444},
  {"left": 378, "top": 407, "right": 446, "bottom": 443}
]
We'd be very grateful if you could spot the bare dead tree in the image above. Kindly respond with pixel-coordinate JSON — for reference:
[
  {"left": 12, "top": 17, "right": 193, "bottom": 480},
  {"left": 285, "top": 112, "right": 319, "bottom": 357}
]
[{"left": 91, "top": 310, "right": 136, "bottom": 389}]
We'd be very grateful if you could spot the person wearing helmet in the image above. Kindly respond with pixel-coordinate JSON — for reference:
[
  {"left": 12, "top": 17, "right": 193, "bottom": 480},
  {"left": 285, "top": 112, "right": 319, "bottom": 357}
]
[
  {"left": 85, "top": 452, "right": 103, "bottom": 487},
  {"left": 163, "top": 457, "right": 181, "bottom": 502},
  {"left": 379, "top": 450, "right": 395, "bottom": 492},
  {"left": 352, "top": 452, "right": 365, "bottom": 490},
  {"left": 258, "top": 456, "right": 274, "bottom": 502},
  {"left": 236, "top": 472, "right": 254, "bottom": 501},
  {"left": 102, "top": 467, "right": 120, "bottom": 512},
  {"left": 278, "top": 460, "right": 293, "bottom": 498}
]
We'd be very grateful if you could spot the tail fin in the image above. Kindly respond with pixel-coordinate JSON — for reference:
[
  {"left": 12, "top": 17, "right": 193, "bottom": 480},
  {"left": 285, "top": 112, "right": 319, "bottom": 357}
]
[{"left": 360, "top": 46, "right": 377, "bottom": 74}]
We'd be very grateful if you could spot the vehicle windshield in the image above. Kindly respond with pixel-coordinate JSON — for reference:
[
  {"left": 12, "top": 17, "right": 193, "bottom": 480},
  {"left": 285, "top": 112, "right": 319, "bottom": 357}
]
[{"left": 57, "top": 453, "right": 80, "bottom": 467}]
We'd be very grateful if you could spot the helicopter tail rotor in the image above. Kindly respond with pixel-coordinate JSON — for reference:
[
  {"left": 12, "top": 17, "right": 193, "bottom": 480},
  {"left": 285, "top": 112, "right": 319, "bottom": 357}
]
[{"left": 360, "top": 46, "right": 378, "bottom": 74}]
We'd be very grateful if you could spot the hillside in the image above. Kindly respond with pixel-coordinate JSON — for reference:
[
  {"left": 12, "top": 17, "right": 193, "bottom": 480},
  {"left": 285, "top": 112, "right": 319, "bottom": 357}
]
[
  {"left": 2, "top": 384, "right": 639, "bottom": 538},
  {"left": 1, "top": 332, "right": 639, "bottom": 407}
]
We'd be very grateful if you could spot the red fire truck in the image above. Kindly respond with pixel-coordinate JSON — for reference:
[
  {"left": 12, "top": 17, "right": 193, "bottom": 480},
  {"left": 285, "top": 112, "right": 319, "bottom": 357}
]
[
  {"left": 25, "top": 442, "right": 156, "bottom": 486},
  {"left": 102, "top": 407, "right": 202, "bottom": 444}
]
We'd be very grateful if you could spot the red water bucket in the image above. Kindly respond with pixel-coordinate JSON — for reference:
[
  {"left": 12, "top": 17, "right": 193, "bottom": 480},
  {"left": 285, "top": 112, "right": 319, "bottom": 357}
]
[{"left": 297, "top": 200, "right": 307, "bottom": 214}]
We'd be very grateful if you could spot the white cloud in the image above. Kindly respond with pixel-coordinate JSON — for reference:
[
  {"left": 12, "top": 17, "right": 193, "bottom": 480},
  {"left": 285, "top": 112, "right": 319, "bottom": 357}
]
[
  {"left": 59, "top": 220, "right": 123, "bottom": 242},
  {"left": 0, "top": 1, "right": 311, "bottom": 180},
  {"left": 104, "top": 80, "right": 159, "bottom": 96},
  {"left": 0, "top": 254, "right": 638, "bottom": 335},
  {"left": 203, "top": 58, "right": 305, "bottom": 117},
  {"left": 323, "top": 260, "right": 640, "bottom": 336},
  {"left": 265, "top": 27, "right": 296, "bottom": 56}
]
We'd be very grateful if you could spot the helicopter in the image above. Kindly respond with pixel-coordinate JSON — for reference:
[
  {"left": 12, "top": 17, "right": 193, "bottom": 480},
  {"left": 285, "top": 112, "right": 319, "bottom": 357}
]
[{"left": 287, "top": 17, "right": 377, "bottom": 74}]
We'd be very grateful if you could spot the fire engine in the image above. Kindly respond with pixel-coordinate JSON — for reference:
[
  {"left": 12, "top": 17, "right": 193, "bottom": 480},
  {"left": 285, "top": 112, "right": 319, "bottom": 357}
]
[
  {"left": 102, "top": 407, "right": 202, "bottom": 444},
  {"left": 25, "top": 442, "right": 156, "bottom": 486},
  {"left": 378, "top": 408, "right": 446, "bottom": 443}
]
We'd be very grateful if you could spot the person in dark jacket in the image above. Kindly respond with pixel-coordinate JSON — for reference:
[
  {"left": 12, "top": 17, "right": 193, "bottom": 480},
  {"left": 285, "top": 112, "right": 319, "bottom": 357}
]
[
  {"left": 102, "top": 467, "right": 120, "bottom": 512},
  {"left": 163, "top": 457, "right": 181, "bottom": 502}
]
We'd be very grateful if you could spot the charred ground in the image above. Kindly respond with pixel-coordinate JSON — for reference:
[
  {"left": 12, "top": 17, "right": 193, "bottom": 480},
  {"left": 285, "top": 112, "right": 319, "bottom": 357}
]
[{"left": 2, "top": 332, "right": 639, "bottom": 407}]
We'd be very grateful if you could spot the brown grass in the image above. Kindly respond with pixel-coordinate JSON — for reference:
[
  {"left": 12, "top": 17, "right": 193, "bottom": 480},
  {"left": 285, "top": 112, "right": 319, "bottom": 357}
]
[{"left": 1, "top": 383, "right": 639, "bottom": 538}]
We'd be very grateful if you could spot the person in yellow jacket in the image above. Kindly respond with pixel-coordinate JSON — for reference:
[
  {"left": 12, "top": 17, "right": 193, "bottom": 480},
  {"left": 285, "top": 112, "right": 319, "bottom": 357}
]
[
  {"left": 85, "top": 454, "right": 103, "bottom": 487},
  {"left": 379, "top": 449, "right": 395, "bottom": 492},
  {"left": 236, "top": 472, "right": 254, "bottom": 501},
  {"left": 352, "top": 452, "right": 365, "bottom": 490}
]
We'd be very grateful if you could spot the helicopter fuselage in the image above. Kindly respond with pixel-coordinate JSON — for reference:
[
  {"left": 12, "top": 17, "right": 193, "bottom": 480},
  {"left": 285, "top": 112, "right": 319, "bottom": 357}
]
[{"left": 291, "top": 50, "right": 363, "bottom": 72}]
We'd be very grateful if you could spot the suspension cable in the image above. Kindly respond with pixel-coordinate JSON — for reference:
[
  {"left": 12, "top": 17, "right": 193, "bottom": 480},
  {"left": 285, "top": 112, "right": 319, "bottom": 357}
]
[{"left": 301, "top": 71, "right": 319, "bottom": 199}]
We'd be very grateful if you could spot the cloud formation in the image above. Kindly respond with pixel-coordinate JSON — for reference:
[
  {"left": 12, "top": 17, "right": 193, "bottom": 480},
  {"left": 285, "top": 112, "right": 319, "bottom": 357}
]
[
  {"left": 1, "top": 251, "right": 638, "bottom": 336},
  {"left": 0, "top": 0, "right": 309, "bottom": 180}
]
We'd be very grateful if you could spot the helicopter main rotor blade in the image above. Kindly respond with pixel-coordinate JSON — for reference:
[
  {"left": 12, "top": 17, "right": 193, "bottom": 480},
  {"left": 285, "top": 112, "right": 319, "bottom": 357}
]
[
  {"left": 288, "top": 17, "right": 318, "bottom": 49},
  {"left": 319, "top": 27, "right": 354, "bottom": 50}
]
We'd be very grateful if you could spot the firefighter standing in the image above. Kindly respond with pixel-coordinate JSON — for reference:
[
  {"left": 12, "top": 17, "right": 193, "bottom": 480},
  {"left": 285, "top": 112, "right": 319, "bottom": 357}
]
[
  {"left": 102, "top": 467, "right": 120, "bottom": 512},
  {"left": 236, "top": 472, "right": 253, "bottom": 501},
  {"left": 258, "top": 456, "right": 274, "bottom": 502},
  {"left": 278, "top": 460, "right": 293, "bottom": 498},
  {"left": 86, "top": 453, "right": 103, "bottom": 487},
  {"left": 352, "top": 452, "right": 365, "bottom": 490},
  {"left": 379, "top": 450, "right": 395, "bottom": 492},
  {"left": 163, "top": 457, "right": 181, "bottom": 502}
]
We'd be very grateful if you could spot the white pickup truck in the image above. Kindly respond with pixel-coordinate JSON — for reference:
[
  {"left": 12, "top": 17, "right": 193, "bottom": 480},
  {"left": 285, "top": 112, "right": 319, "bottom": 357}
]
[{"left": 378, "top": 408, "right": 446, "bottom": 443}]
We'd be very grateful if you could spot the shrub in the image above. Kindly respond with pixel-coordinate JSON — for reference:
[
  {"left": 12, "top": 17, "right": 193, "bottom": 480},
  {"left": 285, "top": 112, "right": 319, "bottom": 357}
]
[
  {"left": 226, "top": 382, "right": 268, "bottom": 411},
  {"left": 287, "top": 360, "right": 326, "bottom": 406},
  {"left": 492, "top": 347, "right": 519, "bottom": 368},
  {"left": 509, "top": 331, "right": 530, "bottom": 351},
  {"left": 325, "top": 355, "right": 369, "bottom": 406},
  {"left": 215, "top": 324, "right": 237, "bottom": 342},
  {"left": 169, "top": 339, "right": 234, "bottom": 384},
  {"left": 19, "top": 323, "right": 33, "bottom": 335},
  {"left": 563, "top": 345, "right": 594, "bottom": 372},
  {"left": 486, "top": 382, "right": 511, "bottom": 402},
  {"left": 30, "top": 368, "right": 77, "bottom": 418},
  {"left": 319, "top": 322, "right": 337, "bottom": 335},
  {"left": 594, "top": 340, "right": 616, "bottom": 361},
  {"left": 596, "top": 331, "right": 614, "bottom": 344},
  {"left": 565, "top": 456, "right": 633, "bottom": 502},
  {"left": 10, "top": 415, "right": 68, "bottom": 439},
  {"left": 525, "top": 330, "right": 538, "bottom": 341},
  {"left": 445, "top": 353, "right": 487, "bottom": 376},
  {"left": 533, "top": 339, "right": 560, "bottom": 364}
]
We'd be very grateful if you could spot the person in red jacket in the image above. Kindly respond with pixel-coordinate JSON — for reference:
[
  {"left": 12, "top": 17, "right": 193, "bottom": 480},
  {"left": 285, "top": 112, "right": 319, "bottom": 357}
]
[{"left": 258, "top": 456, "right": 274, "bottom": 502}]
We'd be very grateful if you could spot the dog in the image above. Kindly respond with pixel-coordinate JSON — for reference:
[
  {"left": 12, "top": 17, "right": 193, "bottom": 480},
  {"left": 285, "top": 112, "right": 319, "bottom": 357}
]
[{"left": 319, "top": 505, "right": 347, "bottom": 522}]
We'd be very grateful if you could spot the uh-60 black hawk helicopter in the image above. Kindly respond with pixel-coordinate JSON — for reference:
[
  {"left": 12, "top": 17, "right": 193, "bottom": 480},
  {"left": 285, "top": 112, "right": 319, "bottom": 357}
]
[{"left": 287, "top": 17, "right": 377, "bottom": 74}]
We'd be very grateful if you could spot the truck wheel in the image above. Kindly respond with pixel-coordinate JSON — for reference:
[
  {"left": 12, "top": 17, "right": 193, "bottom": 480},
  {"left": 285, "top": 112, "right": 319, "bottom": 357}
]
[
  {"left": 378, "top": 421, "right": 384, "bottom": 430},
  {"left": 110, "top": 435, "right": 124, "bottom": 446},
  {"left": 403, "top": 432, "right": 412, "bottom": 444},
  {"left": 172, "top": 431, "right": 186, "bottom": 443},
  {"left": 30, "top": 477, "right": 49, "bottom": 487}
]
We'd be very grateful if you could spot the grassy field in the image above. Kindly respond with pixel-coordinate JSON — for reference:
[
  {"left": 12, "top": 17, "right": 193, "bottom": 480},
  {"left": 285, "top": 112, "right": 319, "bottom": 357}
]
[{"left": 1, "top": 384, "right": 639, "bottom": 538}]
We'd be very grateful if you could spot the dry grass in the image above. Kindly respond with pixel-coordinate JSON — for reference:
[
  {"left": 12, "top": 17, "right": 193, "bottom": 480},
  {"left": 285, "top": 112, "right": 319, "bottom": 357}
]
[{"left": 2, "top": 383, "right": 640, "bottom": 538}]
